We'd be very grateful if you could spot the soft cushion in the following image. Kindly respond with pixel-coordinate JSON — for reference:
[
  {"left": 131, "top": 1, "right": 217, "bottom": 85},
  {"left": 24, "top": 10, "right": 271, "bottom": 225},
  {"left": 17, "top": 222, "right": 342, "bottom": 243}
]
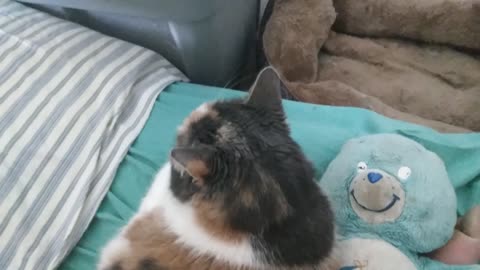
[{"left": 0, "top": 1, "right": 184, "bottom": 269}]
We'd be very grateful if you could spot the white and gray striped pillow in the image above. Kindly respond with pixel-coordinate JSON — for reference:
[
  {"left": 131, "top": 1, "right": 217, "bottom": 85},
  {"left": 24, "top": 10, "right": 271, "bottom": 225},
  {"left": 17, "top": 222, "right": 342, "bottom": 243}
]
[{"left": 0, "top": 1, "right": 185, "bottom": 269}]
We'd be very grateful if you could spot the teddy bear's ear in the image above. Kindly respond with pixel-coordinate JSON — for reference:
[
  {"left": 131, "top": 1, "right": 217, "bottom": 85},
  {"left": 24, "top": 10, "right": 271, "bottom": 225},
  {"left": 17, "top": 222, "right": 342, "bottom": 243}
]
[{"left": 246, "top": 66, "right": 285, "bottom": 113}]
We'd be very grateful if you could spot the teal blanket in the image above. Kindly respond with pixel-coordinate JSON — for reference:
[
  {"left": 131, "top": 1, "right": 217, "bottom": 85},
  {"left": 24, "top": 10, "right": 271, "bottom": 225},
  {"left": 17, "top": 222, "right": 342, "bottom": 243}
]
[{"left": 59, "top": 82, "right": 480, "bottom": 269}]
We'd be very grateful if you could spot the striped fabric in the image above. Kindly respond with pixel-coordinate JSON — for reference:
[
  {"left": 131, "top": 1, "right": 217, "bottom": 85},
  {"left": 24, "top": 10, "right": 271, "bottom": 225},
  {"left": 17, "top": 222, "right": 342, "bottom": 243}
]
[{"left": 0, "top": 1, "right": 186, "bottom": 269}]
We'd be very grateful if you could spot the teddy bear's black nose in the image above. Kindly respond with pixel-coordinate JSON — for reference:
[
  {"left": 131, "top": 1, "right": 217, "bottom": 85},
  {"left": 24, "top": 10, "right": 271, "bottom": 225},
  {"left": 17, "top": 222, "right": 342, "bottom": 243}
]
[{"left": 367, "top": 172, "right": 383, "bottom": 183}]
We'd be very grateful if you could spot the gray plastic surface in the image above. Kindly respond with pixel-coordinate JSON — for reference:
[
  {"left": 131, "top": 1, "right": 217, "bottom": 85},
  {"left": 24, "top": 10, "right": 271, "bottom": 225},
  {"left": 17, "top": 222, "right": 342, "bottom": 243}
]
[
  {"left": 17, "top": 0, "right": 259, "bottom": 87},
  {"left": 16, "top": 0, "right": 217, "bottom": 21}
]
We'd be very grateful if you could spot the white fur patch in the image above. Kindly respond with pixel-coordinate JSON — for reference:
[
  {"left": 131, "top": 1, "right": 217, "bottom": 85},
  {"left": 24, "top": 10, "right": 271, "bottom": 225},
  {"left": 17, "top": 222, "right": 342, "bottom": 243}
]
[
  {"left": 195, "top": 102, "right": 210, "bottom": 114},
  {"left": 177, "top": 102, "right": 211, "bottom": 134},
  {"left": 139, "top": 163, "right": 258, "bottom": 267},
  {"left": 97, "top": 235, "right": 131, "bottom": 270},
  {"left": 338, "top": 238, "right": 417, "bottom": 270}
]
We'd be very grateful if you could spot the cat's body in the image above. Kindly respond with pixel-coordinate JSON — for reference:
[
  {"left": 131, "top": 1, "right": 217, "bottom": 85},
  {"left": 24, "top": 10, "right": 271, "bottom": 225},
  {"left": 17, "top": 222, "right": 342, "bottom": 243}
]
[{"left": 98, "top": 68, "right": 337, "bottom": 270}]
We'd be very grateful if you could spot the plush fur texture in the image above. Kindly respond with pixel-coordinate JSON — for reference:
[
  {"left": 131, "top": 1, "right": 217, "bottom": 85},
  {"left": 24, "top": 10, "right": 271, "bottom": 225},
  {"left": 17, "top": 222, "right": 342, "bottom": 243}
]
[
  {"left": 286, "top": 78, "right": 470, "bottom": 133},
  {"left": 320, "top": 134, "right": 457, "bottom": 253},
  {"left": 261, "top": 0, "right": 480, "bottom": 132},
  {"left": 263, "top": 0, "right": 336, "bottom": 83},
  {"left": 428, "top": 230, "right": 480, "bottom": 265},
  {"left": 317, "top": 33, "right": 480, "bottom": 131},
  {"left": 333, "top": 0, "right": 480, "bottom": 51},
  {"left": 319, "top": 134, "right": 480, "bottom": 269},
  {"left": 98, "top": 67, "right": 338, "bottom": 270}
]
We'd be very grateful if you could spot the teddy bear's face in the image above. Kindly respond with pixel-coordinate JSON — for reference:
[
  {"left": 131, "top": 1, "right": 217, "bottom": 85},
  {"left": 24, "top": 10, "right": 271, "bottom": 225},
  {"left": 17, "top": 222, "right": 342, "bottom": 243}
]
[
  {"left": 349, "top": 165, "right": 407, "bottom": 224},
  {"left": 320, "top": 134, "right": 457, "bottom": 253}
]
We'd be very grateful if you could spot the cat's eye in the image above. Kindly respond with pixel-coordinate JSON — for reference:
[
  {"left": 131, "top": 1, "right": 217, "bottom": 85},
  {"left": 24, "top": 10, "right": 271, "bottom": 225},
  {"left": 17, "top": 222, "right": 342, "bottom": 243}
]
[
  {"left": 357, "top": 162, "right": 368, "bottom": 172},
  {"left": 397, "top": 166, "right": 411, "bottom": 181}
]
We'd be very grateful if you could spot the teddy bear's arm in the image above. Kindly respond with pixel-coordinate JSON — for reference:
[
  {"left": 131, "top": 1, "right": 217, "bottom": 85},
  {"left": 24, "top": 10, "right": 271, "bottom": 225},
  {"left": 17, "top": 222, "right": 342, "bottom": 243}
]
[{"left": 419, "top": 256, "right": 480, "bottom": 270}]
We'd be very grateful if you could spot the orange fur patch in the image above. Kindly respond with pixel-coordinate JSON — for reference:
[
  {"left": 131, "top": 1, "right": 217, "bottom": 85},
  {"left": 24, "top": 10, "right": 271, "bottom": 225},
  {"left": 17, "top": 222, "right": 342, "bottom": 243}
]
[
  {"left": 117, "top": 210, "right": 242, "bottom": 270},
  {"left": 239, "top": 188, "right": 256, "bottom": 209},
  {"left": 257, "top": 171, "right": 291, "bottom": 223},
  {"left": 186, "top": 160, "right": 210, "bottom": 186},
  {"left": 108, "top": 210, "right": 339, "bottom": 270}
]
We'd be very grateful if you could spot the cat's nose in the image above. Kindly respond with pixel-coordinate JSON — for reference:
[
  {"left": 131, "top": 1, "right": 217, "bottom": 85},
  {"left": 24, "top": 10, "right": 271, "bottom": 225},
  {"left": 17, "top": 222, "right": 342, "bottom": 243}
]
[{"left": 367, "top": 172, "right": 383, "bottom": 184}]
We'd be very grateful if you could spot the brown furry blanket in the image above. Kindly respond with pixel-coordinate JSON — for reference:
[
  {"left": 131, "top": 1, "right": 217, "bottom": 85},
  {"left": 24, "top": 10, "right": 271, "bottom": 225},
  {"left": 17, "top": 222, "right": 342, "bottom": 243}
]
[{"left": 262, "top": 0, "right": 480, "bottom": 132}]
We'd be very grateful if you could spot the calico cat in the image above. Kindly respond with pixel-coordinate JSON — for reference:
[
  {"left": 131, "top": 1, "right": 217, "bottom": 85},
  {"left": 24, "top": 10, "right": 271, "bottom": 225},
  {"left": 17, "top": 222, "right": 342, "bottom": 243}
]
[{"left": 98, "top": 67, "right": 338, "bottom": 270}]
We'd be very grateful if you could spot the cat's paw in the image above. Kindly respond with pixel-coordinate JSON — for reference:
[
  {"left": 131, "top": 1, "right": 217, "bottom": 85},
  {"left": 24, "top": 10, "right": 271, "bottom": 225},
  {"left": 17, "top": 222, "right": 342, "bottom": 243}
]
[{"left": 97, "top": 236, "right": 131, "bottom": 270}]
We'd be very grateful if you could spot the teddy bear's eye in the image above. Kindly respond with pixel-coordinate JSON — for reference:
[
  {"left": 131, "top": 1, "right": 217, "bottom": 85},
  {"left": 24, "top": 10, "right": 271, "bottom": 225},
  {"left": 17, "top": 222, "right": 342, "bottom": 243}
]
[
  {"left": 357, "top": 161, "right": 368, "bottom": 172},
  {"left": 397, "top": 166, "right": 411, "bottom": 181}
]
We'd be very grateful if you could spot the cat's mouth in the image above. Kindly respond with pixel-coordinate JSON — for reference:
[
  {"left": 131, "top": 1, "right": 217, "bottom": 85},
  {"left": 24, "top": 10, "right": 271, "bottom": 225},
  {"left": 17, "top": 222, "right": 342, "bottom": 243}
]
[{"left": 350, "top": 190, "right": 400, "bottom": 213}]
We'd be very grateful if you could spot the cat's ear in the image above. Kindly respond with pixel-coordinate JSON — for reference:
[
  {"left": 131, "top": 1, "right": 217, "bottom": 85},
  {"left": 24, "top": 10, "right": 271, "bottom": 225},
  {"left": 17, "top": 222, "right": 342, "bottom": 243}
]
[
  {"left": 246, "top": 66, "right": 284, "bottom": 112},
  {"left": 170, "top": 145, "right": 215, "bottom": 186}
]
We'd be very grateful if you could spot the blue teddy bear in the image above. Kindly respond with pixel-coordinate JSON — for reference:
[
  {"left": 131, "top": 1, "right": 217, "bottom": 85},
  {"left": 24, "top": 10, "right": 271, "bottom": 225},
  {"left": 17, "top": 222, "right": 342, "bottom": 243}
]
[{"left": 320, "top": 134, "right": 480, "bottom": 270}]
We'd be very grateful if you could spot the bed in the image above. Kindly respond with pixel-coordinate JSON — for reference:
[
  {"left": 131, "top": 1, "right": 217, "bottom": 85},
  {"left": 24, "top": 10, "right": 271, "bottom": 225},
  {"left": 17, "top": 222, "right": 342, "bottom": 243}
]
[
  {"left": 0, "top": 2, "right": 479, "bottom": 269},
  {"left": 58, "top": 82, "right": 480, "bottom": 269}
]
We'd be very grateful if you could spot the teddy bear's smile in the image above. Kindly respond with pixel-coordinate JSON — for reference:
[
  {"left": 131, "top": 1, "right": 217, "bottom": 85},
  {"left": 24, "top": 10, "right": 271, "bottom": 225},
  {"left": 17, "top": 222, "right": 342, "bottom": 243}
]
[
  {"left": 349, "top": 169, "right": 406, "bottom": 224},
  {"left": 350, "top": 190, "right": 400, "bottom": 213}
]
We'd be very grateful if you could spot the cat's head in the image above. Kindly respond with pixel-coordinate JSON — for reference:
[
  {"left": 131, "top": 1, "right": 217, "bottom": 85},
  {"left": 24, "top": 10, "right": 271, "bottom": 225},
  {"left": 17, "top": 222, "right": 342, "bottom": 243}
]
[{"left": 169, "top": 67, "right": 312, "bottom": 234}]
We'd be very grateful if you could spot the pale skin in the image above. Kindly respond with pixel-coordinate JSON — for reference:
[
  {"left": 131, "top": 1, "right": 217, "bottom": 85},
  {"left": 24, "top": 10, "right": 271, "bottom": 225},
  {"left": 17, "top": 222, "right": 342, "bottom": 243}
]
[
  {"left": 428, "top": 206, "right": 480, "bottom": 265},
  {"left": 428, "top": 230, "right": 480, "bottom": 265}
]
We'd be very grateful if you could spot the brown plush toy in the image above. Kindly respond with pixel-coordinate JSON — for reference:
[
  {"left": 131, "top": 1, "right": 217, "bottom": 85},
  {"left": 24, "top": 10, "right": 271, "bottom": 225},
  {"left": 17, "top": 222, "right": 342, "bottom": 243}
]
[{"left": 429, "top": 206, "right": 480, "bottom": 265}]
